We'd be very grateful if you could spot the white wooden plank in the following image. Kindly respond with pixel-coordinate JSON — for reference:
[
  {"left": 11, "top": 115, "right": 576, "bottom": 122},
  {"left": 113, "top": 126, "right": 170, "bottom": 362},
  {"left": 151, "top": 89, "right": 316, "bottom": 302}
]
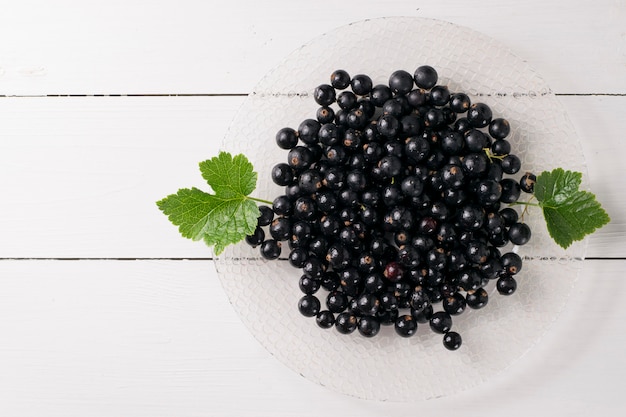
[
  {"left": 0, "top": 259, "right": 623, "bottom": 416},
  {"left": 0, "top": 95, "right": 622, "bottom": 258},
  {"left": 0, "top": 0, "right": 624, "bottom": 95}
]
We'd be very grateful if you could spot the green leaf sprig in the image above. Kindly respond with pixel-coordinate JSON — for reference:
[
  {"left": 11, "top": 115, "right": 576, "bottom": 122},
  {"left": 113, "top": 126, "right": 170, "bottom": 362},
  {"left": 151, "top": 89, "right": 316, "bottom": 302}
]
[
  {"left": 157, "top": 152, "right": 610, "bottom": 254},
  {"left": 156, "top": 152, "right": 272, "bottom": 255},
  {"left": 519, "top": 168, "right": 610, "bottom": 249}
]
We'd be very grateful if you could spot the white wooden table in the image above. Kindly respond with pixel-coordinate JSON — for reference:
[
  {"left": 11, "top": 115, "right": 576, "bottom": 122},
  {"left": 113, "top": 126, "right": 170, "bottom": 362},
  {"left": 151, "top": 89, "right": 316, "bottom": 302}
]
[{"left": 1, "top": 1, "right": 624, "bottom": 415}]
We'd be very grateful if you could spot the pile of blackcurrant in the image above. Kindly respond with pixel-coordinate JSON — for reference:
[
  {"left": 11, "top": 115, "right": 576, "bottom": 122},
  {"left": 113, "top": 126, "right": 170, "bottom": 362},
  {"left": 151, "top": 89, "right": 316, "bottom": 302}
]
[{"left": 245, "top": 65, "right": 535, "bottom": 350}]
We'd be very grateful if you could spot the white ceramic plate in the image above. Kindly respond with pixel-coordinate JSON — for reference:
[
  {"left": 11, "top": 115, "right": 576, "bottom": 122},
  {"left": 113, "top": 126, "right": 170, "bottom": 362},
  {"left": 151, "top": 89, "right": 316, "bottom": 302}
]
[{"left": 215, "top": 17, "right": 588, "bottom": 401}]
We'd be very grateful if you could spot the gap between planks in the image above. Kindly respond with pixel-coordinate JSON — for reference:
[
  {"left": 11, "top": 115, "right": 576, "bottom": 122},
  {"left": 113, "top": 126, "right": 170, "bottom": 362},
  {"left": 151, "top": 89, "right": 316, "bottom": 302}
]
[{"left": 0, "top": 93, "right": 624, "bottom": 98}]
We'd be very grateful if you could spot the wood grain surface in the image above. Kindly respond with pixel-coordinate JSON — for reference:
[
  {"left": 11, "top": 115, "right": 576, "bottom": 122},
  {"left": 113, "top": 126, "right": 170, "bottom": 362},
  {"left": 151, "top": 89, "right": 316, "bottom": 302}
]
[{"left": 0, "top": 1, "right": 624, "bottom": 416}]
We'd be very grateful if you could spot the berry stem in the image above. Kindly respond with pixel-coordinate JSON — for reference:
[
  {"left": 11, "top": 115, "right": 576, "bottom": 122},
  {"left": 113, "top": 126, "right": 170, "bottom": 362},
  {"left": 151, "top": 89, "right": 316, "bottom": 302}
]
[
  {"left": 248, "top": 196, "right": 272, "bottom": 206},
  {"left": 509, "top": 201, "right": 541, "bottom": 208},
  {"left": 248, "top": 196, "right": 274, "bottom": 205}
]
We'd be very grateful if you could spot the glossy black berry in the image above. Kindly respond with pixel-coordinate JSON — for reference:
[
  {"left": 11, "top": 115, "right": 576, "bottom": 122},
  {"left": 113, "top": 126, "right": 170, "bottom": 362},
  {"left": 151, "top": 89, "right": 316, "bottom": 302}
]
[
  {"left": 501, "top": 154, "right": 521, "bottom": 174},
  {"left": 429, "top": 311, "right": 453, "bottom": 334},
  {"left": 271, "top": 163, "right": 294, "bottom": 186},
  {"left": 499, "top": 207, "right": 519, "bottom": 226},
  {"left": 257, "top": 205, "right": 274, "bottom": 226},
  {"left": 369, "top": 84, "right": 393, "bottom": 107},
  {"left": 269, "top": 217, "right": 291, "bottom": 241},
  {"left": 464, "top": 129, "right": 489, "bottom": 153},
  {"left": 298, "top": 274, "right": 320, "bottom": 294},
  {"left": 501, "top": 251, "right": 523, "bottom": 275},
  {"left": 467, "top": 102, "right": 493, "bottom": 128},
  {"left": 394, "top": 314, "right": 418, "bottom": 337},
  {"left": 326, "top": 290, "right": 349, "bottom": 313},
  {"left": 497, "top": 274, "right": 518, "bottom": 295},
  {"left": 466, "top": 288, "right": 489, "bottom": 309},
  {"left": 351, "top": 74, "right": 373, "bottom": 96},
  {"left": 491, "top": 139, "right": 511, "bottom": 156},
  {"left": 330, "top": 69, "right": 351, "bottom": 89},
  {"left": 337, "top": 91, "right": 358, "bottom": 110},
  {"left": 313, "top": 83, "right": 336, "bottom": 106},
  {"left": 298, "top": 295, "right": 321, "bottom": 317},
  {"left": 377, "top": 114, "right": 400, "bottom": 138},
  {"left": 316, "top": 106, "right": 335, "bottom": 124},
  {"left": 245, "top": 226, "right": 265, "bottom": 247},
  {"left": 335, "top": 312, "right": 358, "bottom": 334},
  {"left": 298, "top": 169, "right": 322, "bottom": 194},
  {"left": 297, "top": 119, "right": 320, "bottom": 145},
  {"left": 429, "top": 85, "right": 450, "bottom": 106},
  {"left": 499, "top": 178, "right": 521, "bottom": 204},
  {"left": 259, "top": 239, "right": 281, "bottom": 260},
  {"left": 377, "top": 155, "right": 402, "bottom": 178},
  {"left": 414, "top": 65, "right": 438, "bottom": 89},
  {"left": 443, "top": 331, "right": 462, "bottom": 350},
  {"left": 508, "top": 222, "right": 532, "bottom": 245},
  {"left": 275, "top": 127, "right": 298, "bottom": 149},
  {"left": 443, "top": 293, "right": 467, "bottom": 316},
  {"left": 389, "top": 69, "right": 414, "bottom": 95},
  {"left": 357, "top": 315, "right": 381, "bottom": 337},
  {"left": 449, "top": 93, "right": 471, "bottom": 113},
  {"left": 318, "top": 123, "right": 343, "bottom": 146},
  {"left": 316, "top": 310, "right": 335, "bottom": 329},
  {"left": 488, "top": 118, "right": 511, "bottom": 140}
]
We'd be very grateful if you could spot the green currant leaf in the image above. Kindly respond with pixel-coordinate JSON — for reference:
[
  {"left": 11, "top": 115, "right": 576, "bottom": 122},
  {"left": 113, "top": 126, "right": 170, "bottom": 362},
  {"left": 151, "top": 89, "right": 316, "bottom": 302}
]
[
  {"left": 534, "top": 168, "right": 610, "bottom": 249},
  {"left": 199, "top": 152, "right": 257, "bottom": 198},
  {"left": 156, "top": 152, "right": 262, "bottom": 255}
]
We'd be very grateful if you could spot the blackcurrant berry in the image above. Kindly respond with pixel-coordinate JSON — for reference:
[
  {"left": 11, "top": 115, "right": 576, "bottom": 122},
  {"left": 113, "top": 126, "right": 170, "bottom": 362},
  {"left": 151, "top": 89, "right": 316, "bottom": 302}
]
[
  {"left": 337, "top": 91, "right": 358, "bottom": 110},
  {"left": 297, "top": 119, "right": 321, "bottom": 144},
  {"left": 466, "top": 288, "right": 489, "bottom": 309},
  {"left": 316, "top": 106, "right": 335, "bottom": 124},
  {"left": 491, "top": 139, "right": 511, "bottom": 156},
  {"left": 271, "top": 163, "right": 294, "bottom": 186},
  {"left": 357, "top": 315, "right": 381, "bottom": 337},
  {"left": 316, "top": 310, "right": 336, "bottom": 329},
  {"left": 413, "top": 65, "right": 438, "bottom": 89},
  {"left": 388, "top": 69, "right": 414, "bottom": 94},
  {"left": 499, "top": 178, "right": 521, "bottom": 203},
  {"left": 394, "top": 314, "right": 418, "bottom": 337},
  {"left": 377, "top": 114, "right": 400, "bottom": 138},
  {"left": 351, "top": 74, "right": 373, "bottom": 96},
  {"left": 369, "top": 84, "right": 393, "bottom": 107},
  {"left": 335, "top": 312, "right": 358, "bottom": 334},
  {"left": 298, "top": 169, "right": 322, "bottom": 194},
  {"left": 298, "top": 294, "right": 321, "bottom": 317},
  {"left": 508, "top": 222, "right": 532, "bottom": 245},
  {"left": 443, "top": 331, "right": 462, "bottom": 350},
  {"left": 298, "top": 274, "right": 320, "bottom": 294},
  {"left": 497, "top": 274, "right": 518, "bottom": 295},
  {"left": 245, "top": 226, "right": 265, "bottom": 247},
  {"left": 443, "top": 293, "right": 467, "bottom": 316},
  {"left": 257, "top": 205, "right": 274, "bottom": 226},
  {"left": 326, "top": 290, "right": 349, "bottom": 313},
  {"left": 449, "top": 93, "right": 471, "bottom": 113},
  {"left": 488, "top": 118, "right": 511, "bottom": 140},
  {"left": 429, "top": 311, "right": 452, "bottom": 334},
  {"left": 429, "top": 85, "right": 450, "bottom": 106},
  {"left": 275, "top": 127, "right": 298, "bottom": 149},
  {"left": 260, "top": 239, "right": 281, "bottom": 260},
  {"left": 313, "top": 83, "right": 336, "bottom": 106},
  {"left": 501, "top": 154, "right": 521, "bottom": 174},
  {"left": 467, "top": 102, "right": 493, "bottom": 128},
  {"left": 330, "top": 69, "right": 351, "bottom": 89},
  {"left": 269, "top": 217, "right": 291, "bottom": 241}
]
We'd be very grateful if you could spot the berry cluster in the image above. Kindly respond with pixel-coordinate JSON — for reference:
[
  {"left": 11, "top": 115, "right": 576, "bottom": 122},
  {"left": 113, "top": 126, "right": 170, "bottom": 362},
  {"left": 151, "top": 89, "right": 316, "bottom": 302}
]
[{"left": 246, "top": 66, "right": 534, "bottom": 350}]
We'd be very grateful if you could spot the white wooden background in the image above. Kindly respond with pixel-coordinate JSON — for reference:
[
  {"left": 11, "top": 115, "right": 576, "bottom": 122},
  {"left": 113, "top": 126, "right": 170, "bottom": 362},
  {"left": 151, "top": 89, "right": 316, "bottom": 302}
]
[{"left": 0, "top": 1, "right": 625, "bottom": 416}]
